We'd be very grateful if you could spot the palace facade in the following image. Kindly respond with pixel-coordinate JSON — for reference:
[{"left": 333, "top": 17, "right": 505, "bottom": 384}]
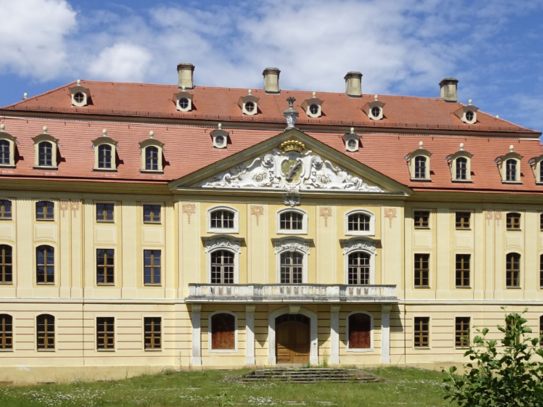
[{"left": 0, "top": 65, "right": 542, "bottom": 383}]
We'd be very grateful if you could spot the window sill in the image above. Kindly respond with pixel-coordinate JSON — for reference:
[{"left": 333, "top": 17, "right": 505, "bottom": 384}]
[
  {"left": 144, "top": 348, "right": 162, "bottom": 352},
  {"left": 410, "top": 178, "right": 431, "bottom": 182},
  {"left": 506, "top": 229, "right": 522, "bottom": 232},
  {"left": 36, "top": 219, "right": 55, "bottom": 222},
  {"left": 0, "top": 282, "right": 13, "bottom": 285},
  {"left": 413, "top": 227, "right": 430, "bottom": 230},
  {"left": 208, "top": 229, "right": 238, "bottom": 235},
  {"left": 414, "top": 347, "right": 431, "bottom": 350},
  {"left": 277, "top": 230, "right": 307, "bottom": 235},
  {"left": 0, "top": 165, "right": 16, "bottom": 169},
  {"left": 455, "top": 286, "right": 472, "bottom": 289},
  {"left": 506, "top": 286, "right": 522, "bottom": 289},
  {"left": 97, "top": 284, "right": 115, "bottom": 287},
  {"left": 93, "top": 168, "right": 117, "bottom": 172},
  {"left": 0, "top": 349, "right": 13, "bottom": 352},
  {"left": 96, "top": 220, "right": 115, "bottom": 224},
  {"left": 455, "top": 228, "right": 471, "bottom": 231},
  {"left": 144, "top": 284, "right": 162, "bottom": 287},
  {"left": 455, "top": 347, "right": 469, "bottom": 350},
  {"left": 140, "top": 170, "right": 164, "bottom": 174},
  {"left": 143, "top": 221, "right": 162, "bottom": 225},
  {"left": 345, "top": 231, "right": 374, "bottom": 237},
  {"left": 451, "top": 179, "right": 473, "bottom": 183},
  {"left": 209, "top": 349, "right": 238, "bottom": 353},
  {"left": 97, "top": 349, "right": 116, "bottom": 352},
  {"left": 33, "top": 166, "right": 58, "bottom": 170},
  {"left": 502, "top": 181, "right": 522, "bottom": 184},
  {"left": 36, "top": 283, "right": 56, "bottom": 286},
  {"left": 37, "top": 349, "right": 56, "bottom": 352},
  {"left": 414, "top": 286, "right": 431, "bottom": 289},
  {"left": 346, "top": 348, "right": 374, "bottom": 353},
  {"left": 0, "top": 218, "right": 13, "bottom": 221}
]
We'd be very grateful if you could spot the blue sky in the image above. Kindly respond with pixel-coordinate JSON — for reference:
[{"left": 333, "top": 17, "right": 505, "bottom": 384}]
[{"left": 1, "top": 0, "right": 542, "bottom": 131}]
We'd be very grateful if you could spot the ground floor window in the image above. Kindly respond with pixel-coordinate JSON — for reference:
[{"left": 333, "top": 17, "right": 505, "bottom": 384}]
[
  {"left": 211, "top": 312, "right": 236, "bottom": 350},
  {"left": 36, "top": 314, "right": 55, "bottom": 350},
  {"left": 414, "top": 317, "right": 429, "bottom": 348},
  {"left": 348, "top": 312, "right": 372, "bottom": 349},
  {"left": 97, "top": 317, "right": 115, "bottom": 350},
  {"left": 0, "top": 314, "right": 12, "bottom": 350},
  {"left": 144, "top": 317, "right": 161, "bottom": 350},
  {"left": 455, "top": 317, "right": 470, "bottom": 348}
]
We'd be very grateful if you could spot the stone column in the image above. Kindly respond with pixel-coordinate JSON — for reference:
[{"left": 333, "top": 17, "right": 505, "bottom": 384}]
[
  {"left": 191, "top": 304, "right": 202, "bottom": 366},
  {"left": 245, "top": 305, "right": 256, "bottom": 365},
  {"left": 381, "top": 304, "right": 392, "bottom": 364},
  {"left": 330, "top": 305, "right": 341, "bottom": 365}
]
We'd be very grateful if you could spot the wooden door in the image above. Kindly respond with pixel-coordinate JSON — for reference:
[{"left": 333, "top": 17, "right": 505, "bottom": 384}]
[{"left": 275, "top": 314, "right": 310, "bottom": 364}]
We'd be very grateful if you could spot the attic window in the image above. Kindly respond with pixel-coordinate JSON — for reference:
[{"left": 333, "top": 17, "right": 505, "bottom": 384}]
[
  {"left": 371, "top": 106, "right": 380, "bottom": 118},
  {"left": 466, "top": 111, "right": 474, "bottom": 122},
  {"left": 69, "top": 80, "right": 90, "bottom": 107},
  {"left": 309, "top": 104, "right": 319, "bottom": 115},
  {"left": 179, "top": 98, "right": 189, "bottom": 109},
  {"left": 301, "top": 93, "right": 323, "bottom": 118},
  {"left": 454, "top": 100, "right": 479, "bottom": 125},
  {"left": 239, "top": 90, "right": 259, "bottom": 116},
  {"left": 211, "top": 124, "right": 228, "bottom": 149},
  {"left": 342, "top": 128, "right": 360, "bottom": 152},
  {"left": 74, "top": 93, "right": 85, "bottom": 104},
  {"left": 174, "top": 90, "right": 193, "bottom": 112},
  {"left": 362, "top": 95, "right": 384, "bottom": 121},
  {"left": 245, "top": 102, "right": 255, "bottom": 113}
]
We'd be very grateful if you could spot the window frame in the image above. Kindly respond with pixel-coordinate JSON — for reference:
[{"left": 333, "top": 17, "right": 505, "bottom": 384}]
[
  {"left": 96, "top": 316, "right": 115, "bottom": 351},
  {"left": 413, "top": 316, "right": 430, "bottom": 349},
  {"left": 36, "top": 245, "right": 55, "bottom": 285},
  {"left": 346, "top": 311, "right": 374, "bottom": 352},
  {"left": 0, "top": 314, "right": 13, "bottom": 351},
  {"left": 92, "top": 135, "right": 118, "bottom": 171},
  {"left": 448, "top": 150, "right": 473, "bottom": 182},
  {"left": 36, "top": 314, "right": 55, "bottom": 351},
  {"left": 95, "top": 202, "right": 115, "bottom": 223},
  {"left": 455, "top": 254, "right": 471, "bottom": 288},
  {"left": 0, "top": 244, "right": 13, "bottom": 284},
  {"left": 204, "top": 237, "right": 242, "bottom": 284},
  {"left": 540, "top": 253, "right": 543, "bottom": 289},
  {"left": 143, "top": 316, "right": 162, "bottom": 351},
  {"left": 143, "top": 204, "right": 162, "bottom": 224},
  {"left": 455, "top": 316, "right": 471, "bottom": 349},
  {"left": 96, "top": 248, "right": 115, "bottom": 286},
  {"left": 31, "top": 133, "right": 59, "bottom": 169},
  {"left": 274, "top": 237, "right": 310, "bottom": 284},
  {"left": 276, "top": 208, "right": 308, "bottom": 235},
  {"left": 139, "top": 138, "right": 164, "bottom": 173},
  {"left": 455, "top": 211, "right": 471, "bottom": 230},
  {"left": 207, "top": 206, "right": 239, "bottom": 234},
  {"left": 506, "top": 212, "right": 521, "bottom": 231},
  {"left": 0, "top": 199, "right": 12, "bottom": 220},
  {"left": 414, "top": 253, "right": 430, "bottom": 288},
  {"left": 143, "top": 249, "right": 162, "bottom": 286},
  {"left": 0, "top": 133, "right": 16, "bottom": 168},
  {"left": 498, "top": 152, "right": 522, "bottom": 184},
  {"left": 345, "top": 209, "right": 375, "bottom": 236},
  {"left": 208, "top": 311, "right": 238, "bottom": 353},
  {"left": 413, "top": 210, "right": 430, "bottom": 229},
  {"left": 35, "top": 200, "right": 55, "bottom": 221},
  {"left": 506, "top": 252, "right": 521, "bottom": 288}
]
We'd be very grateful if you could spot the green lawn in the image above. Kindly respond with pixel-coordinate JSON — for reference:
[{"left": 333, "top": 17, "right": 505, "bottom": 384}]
[{"left": 0, "top": 367, "right": 454, "bottom": 407}]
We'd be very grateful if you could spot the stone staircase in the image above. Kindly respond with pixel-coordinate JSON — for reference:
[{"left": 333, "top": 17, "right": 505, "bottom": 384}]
[{"left": 239, "top": 368, "right": 381, "bottom": 384}]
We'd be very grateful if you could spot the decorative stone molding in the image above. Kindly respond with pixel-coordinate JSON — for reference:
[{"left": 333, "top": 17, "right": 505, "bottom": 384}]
[
  {"left": 59, "top": 201, "right": 69, "bottom": 217},
  {"left": 341, "top": 238, "right": 377, "bottom": 256},
  {"left": 70, "top": 201, "right": 80, "bottom": 218},
  {"left": 273, "top": 238, "right": 310, "bottom": 255},
  {"left": 320, "top": 207, "right": 332, "bottom": 227},
  {"left": 182, "top": 203, "right": 196, "bottom": 224},
  {"left": 384, "top": 208, "right": 397, "bottom": 228},
  {"left": 283, "top": 187, "right": 301, "bottom": 207},
  {"left": 203, "top": 237, "right": 242, "bottom": 254},
  {"left": 251, "top": 205, "right": 264, "bottom": 225}
]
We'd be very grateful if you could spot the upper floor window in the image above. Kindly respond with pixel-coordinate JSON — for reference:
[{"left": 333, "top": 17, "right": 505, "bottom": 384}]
[
  {"left": 406, "top": 142, "right": 432, "bottom": 180},
  {"left": 32, "top": 130, "right": 59, "bottom": 169},
  {"left": 496, "top": 146, "right": 522, "bottom": 183},
  {"left": 540, "top": 316, "right": 543, "bottom": 347},
  {"left": 96, "top": 249, "right": 114, "bottom": 285},
  {"left": 506, "top": 252, "right": 521, "bottom": 288},
  {"left": 414, "top": 210, "right": 429, "bottom": 229},
  {"left": 347, "top": 312, "right": 372, "bottom": 350},
  {"left": 143, "top": 204, "right": 161, "bottom": 223},
  {"left": 208, "top": 206, "right": 238, "bottom": 233},
  {"left": 140, "top": 134, "right": 164, "bottom": 172},
  {"left": 144, "top": 317, "right": 161, "bottom": 350},
  {"left": 0, "top": 200, "right": 12, "bottom": 220},
  {"left": 96, "top": 203, "right": 114, "bottom": 222},
  {"left": 448, "top": 145, "right": 473, "bottom": 182},
  {"left": 506, "top": 159, "right": 517, "bottom": 182},
  {"left": 414, "top": 156, "right": 427, "bottom": 179},
  {"left": 346, "top": 210, "right": 375, "bottom": 236},
  {"left": 239, "top": 91, "right": 259, "bottom": 116},
  {"left": 0, "top": 314, "right": 12, "bottom": 350},
  {"left": 506, "top": 212, "right": 521, "bottom": 230},
  {"left": 144, "top": 250, "right": 161, "bottom": 285},
  {"left": 96, "top": 317, "right": 115, "bottom": 350},
  {"left": 145, "top": 147, "right": 159, "bottom": 171},
  {"left": 540, "top": 213, "right": 543, "bottom": 231},
  {"left": 455, "top": 254, "right": 470, "bottom": 287},
  {"left": 348, "top": 252, "right": 370, "bottom": 285},
  {"left": 277, "top": 208, "right": 307, "bottom": 234},
  {"left": 0, "top": 245, "right": 12, "bottom": 284},
  {"left": 38, "top": 142, "right": 53, "bottom": 167},
  {"left": 0, "top": 140, "right": 10, "bottom": 165},
  {"left": 98, "top": 145, "right": 113, "bottom": 169},
  {"left": 211, "top": 250, "right": 234, "bottom": 284},
  {"left": 36, "top": 245, "right": 54, "bottom": 284},
  {"left": 455, "top": 212, "right": 471, "bottom": 229},
  {"left": 0, "top": 125, "right": 17, "bottom": 167},
  {"left": 456, "top": 157, "right": 467, "bottom": 180},
  {"left": 93, "top": 130, "right": 118, "bottom": 171},
  {"left": 414, "top": 253, "right": 429, "bottom": 287},
  {"left": 280, "top": 251, "right": 303, "bottom": 284},
  {"left": 36, "top": 314, "right": 55, "bottom": 350},
  {"left": 36, "top": 201, "right": 54, "bottom": 220},
  {"left": 210, "top": 312, "right": 236, "bottom": 351},
  {"left": 540, "top": 254, "right": 543, "bottom": 289}
]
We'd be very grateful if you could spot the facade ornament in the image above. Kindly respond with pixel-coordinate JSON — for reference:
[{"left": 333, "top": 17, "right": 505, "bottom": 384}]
[
  {"left": 59, "top": 201, "right": 69, "bottom": 217},
  {"left": 182, "top": 203, "right": 196, "bottom": 224},
  {"left": 251, "top": 205, "right": 264, "bottom": 225},
  {"left": 274, "top": 239, "right": 310, "bottom": 255},
  {"left": 494, "top": 211, "right": 502, "bottom": 225},
  {"left": 70, "top": 200, "right": 80, "bottom": 218},
  {"left": 319, "top": 207, "right": 332, "bottom": 227},
  {"left": 204, "top": 238, "right": 242, "bottom": 254},
  {"left": 485, "top": 211, "right": 493, "bottom": 225},
  {"left": 284, "top": 186, "right": 301, "bottom": 207},
  {"left": 283, "top": 97, "right": 299, "bottom": 129},
  {"left": 384, "top": 208, "right": 397, "bottom": 228},
  {"left": 343, "top": 239, "right": 377, "bottom": 256}
]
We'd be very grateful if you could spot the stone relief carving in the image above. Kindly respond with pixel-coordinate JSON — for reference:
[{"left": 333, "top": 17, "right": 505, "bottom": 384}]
[
  {"left": 384, "top": 208, "right": 397, "bottom": 228},
  {"left": 198, "top": 148, "right": 384, "bottom": 193},
  {"left": 182, "top": 203, "right": 196, "bottom": 224},
  {"left": 274, "top": 239, "right": 310, "bottom": 255},
  {"left": 283, "top": 186, "right": 301, "bottom": 207},
  {"left": 251, "top": 205, "right": 264, "bottom": 225},
  {"left": 343, "top": 239, "right": 377, "bottom": 255},
  {"left": 320, "top": 207, "right": 332, "bottom": 227},
  {"left": 204, "top": 238, "right": 241, "bottom": 254}
]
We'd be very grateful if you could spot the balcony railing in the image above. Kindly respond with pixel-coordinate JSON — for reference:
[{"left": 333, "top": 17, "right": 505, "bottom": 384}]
[{"left": 186, "top": 284, "right": 397, "bottom": 303}]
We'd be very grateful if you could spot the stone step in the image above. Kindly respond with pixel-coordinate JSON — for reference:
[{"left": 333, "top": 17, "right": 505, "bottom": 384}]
[{"left": 239, "top": 368, "right": 381, "bottom": 384}]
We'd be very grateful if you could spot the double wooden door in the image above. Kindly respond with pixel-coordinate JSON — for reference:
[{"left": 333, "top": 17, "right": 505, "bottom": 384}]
[{"left": 275, "top": 314, "right": 310, "bottom": 364}]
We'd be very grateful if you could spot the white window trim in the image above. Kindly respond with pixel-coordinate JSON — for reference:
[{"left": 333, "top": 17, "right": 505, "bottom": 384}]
[
  {"left": 139, "top": 139, "right": 164, "bottom": 173},
  {"left": 273, "top": 237, "right": 310, "bottom": 284},
  {"left": 207, "top": 206, "right": 239, "bottom": 234},
  {"left": 208, "top": 310, "right": 238, "bottom": 353},
  {"left": 95, "top": 315, "right": 116, "bottom": 352},
  {"left": 142, "top": 315, "right": 162, "bottom": 352},
  {"left": 410, "top": 153, "right": 431, "bottom": 180},
  {"left": 276, "top": 207, "right": 308, "bottom": 235},
  {"left": 92, "top": 133, "right": 118, "bottom": 171},
  {"left": 342, "top": 239, "right": 377, "bottom": 285},
  {"left": 204, "top": 238, "right": 241, "bottom": 284},
  {"left": 449, "top": 151, "right": 473, "bottom": 182},
  {"left": 35, "top": 312, "right": 57, "bottom": 352},
  {"left": 346, "top": 311, "right": 374, "bottom": 352},
  {"left": 0, "top": 130, "right": 17, "bottom": 168},
  {"left": 344, "top": 209, "right": 375, "bottom": 236},
  {"left": 502, "top": 158, "right": 522, "bottom": 183}
]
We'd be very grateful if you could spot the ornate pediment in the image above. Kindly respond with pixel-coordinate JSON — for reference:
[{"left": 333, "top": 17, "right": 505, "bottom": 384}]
[{"left": 196, "top": 143, "right": 384, "bottom": 193}]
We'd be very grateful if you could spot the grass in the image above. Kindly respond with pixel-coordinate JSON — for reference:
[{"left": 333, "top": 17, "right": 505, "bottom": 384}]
[{"left": 0, "top": 366, "right": 454, "bottom": 407}]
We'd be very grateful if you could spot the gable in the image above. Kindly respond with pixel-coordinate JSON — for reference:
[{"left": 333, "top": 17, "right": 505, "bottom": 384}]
[{"left": 170, "top": 129, "right": 410, "bottom": 196}]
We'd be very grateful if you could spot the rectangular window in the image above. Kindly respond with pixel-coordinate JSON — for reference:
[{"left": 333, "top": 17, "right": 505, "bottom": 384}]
[
  {"left": 540, "top": 255, "right": 543, "bottom": 289},
  {"left": 455, "top": 317, "right": 470, "bottom": 348},
  {"left": 414, "top": 254, "right": 429, "bottom": 287},
  {"left": 143, "top": 205, "right": 161, "bottom": 223},
  {"left": 540, "top": 214, "right": 543, "bottom": 232},
  {"left": 414, "top": 211, "right": 429, "bottom": 228},
  {"left": 144, "top": 250, "right": 161, "bottom": 285},
  {"left": 0, "top": 245, "right": 12, "bottom": 284},
  {"left": 540, "top": 316, "right": 543, "bottom": 347},
  {"left": 36, "top": 314, "right": 55, "bottom": 350},
  {"left": 455, "top": 254, "right": 470, "bottom": 287},
  {"left": 96, "top": 317, "right": 115, "bottom": 350},
  {"left": 414, "top": 317, "right": 429, "bottom": 348},
  {"left": 0, "top": 314, "right": 12, "bottom": 350},
  {"left": 506, "top": 213, "right": 521, "bottom": 230},
  {"left": 506, "top": 253, "right": 521, "bottom": 288},
  {"left": 36, "top": 201, "right": 54, "bottom": 220},
  {"left": 96, "top": 249, "right": 114, "bottom": 285},
  {"left": 96, "top": 203, "right": 114, "bottom": 222},
  {"left": 144, "top": 317, "right": 161, "bottom": 350},
  {"left": 0, "top": 200, "right": 12, "bottom": 220},
  {"left": 455, "top": 212, "right": 471, "bottom": 229}
]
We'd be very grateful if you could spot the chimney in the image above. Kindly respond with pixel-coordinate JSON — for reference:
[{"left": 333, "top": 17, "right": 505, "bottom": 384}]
[
  {"left": 344, "top": 72, "right": 362, "bottom": 97},
  {"left": 263, "top": 67, "right": 281, "bottom": 94},
  {"left": 177, "top": 63, "right": 195, "bottom": 89},
  {"left": 439, "top": 78, "right": 458, "bottom": 102}
]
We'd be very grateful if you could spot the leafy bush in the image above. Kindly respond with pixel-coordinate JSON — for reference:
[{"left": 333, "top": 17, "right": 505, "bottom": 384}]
[{"left": 443, "top": 308, "right": 543, "bottom": 406}]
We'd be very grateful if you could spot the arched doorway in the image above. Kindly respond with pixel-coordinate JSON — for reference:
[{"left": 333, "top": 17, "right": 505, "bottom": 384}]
[{"left": 275, "top": 314, "right": 310, "bottom": 364}]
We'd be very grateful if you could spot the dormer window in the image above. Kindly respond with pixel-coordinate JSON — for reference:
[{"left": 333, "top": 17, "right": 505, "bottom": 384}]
[
  {"left": 528, "top": 154, "right": 543, "bottom": 184},
  {"left": 342, "top": 128, "right": 360, "bottom": 152},
  {"left": 362, "top": 95, "right": 385, "bottom": 121},
  {"left": 454, "top": 100, "right": 479, "bottom": 125},
  {"left": 69, "top": 80, "right": 90, "bottom": 107},
  {"left": 495, "top": 145, "right": 522, "bottom": 183},
  {"left": 446, "top": 144, "right": 473, "bottom": 182},
  {"left": 301, "top": 92, "right": 323, "bottom": 118},
  {"left": 406, "top": 142, "right": 431, "bottom": 181},
  {"left": 0, "top": 124, "right": 17, "bottom": 167},
  {"left": 415, "top": 157, "right": 426, "bottom": 178},
  {"left": 174, "top": 89, "right": 193, "bottom": 112},
  {"left": 92, "top": 129, "right": 118, "bottom": 171},
  {"left": 139, "top": 131, "right": 164, "bottom": 172},
  {"left": 32, "top": 127, "right": 59, "bottom": 169},
  {"left": 211, "top": 124, "right": 228, "bottom": 149},
  {"left": 238, "top": 90, "right": 259, "bottom": 116}
]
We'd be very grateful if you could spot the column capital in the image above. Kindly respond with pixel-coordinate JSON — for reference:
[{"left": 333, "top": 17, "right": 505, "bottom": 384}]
[
  {"left": 330, "top": 305, "right": 341, "bottom": 313},
  {"left": 191, "top": 304, "right": 202, "bottom": 312},
  {"left": 381, "top": 304, "right": 392, "bottom": 312},
  {"left": 246, "top": 305, "right": 256, "bottom": 313}
]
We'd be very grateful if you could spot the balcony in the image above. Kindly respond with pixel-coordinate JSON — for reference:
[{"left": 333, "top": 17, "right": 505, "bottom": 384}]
[{"left": 186, "top": 284, "right": 397, "bottom": 303}]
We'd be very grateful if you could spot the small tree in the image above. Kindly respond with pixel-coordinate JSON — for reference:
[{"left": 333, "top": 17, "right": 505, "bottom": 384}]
[{"left": 443, "top": 308, "right": 543, "bottom": 407}]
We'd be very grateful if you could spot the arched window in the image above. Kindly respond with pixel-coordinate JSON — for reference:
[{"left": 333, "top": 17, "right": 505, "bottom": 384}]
[
  {"left": 345, "top": 210, "right": 375, "bottom": 235},
  {"left": 0, "top": 200, "right": 12, "bottom": 220},
  {"left": 456, "top": 157, "right": 467, "bottom": 180},
  {"left": 210, "top": 209, "right": 234, "bottom": 230},
  {"left": 348, "top": 252, "right": 370, "bottom": 285},
  {"left": 0, "top": 245, "right": 12, "bottom": 284},
  {"left": 36, "top": 245, "right": 54, "bottom": 284},
  {"left": 98, "top": 144, "right": 113, "bottom": 169},
  {"left": 506, "top": 159, "right": 517, "bottom": 182},
  {"left": 414, "top": 156, "right": 427, "bottom": 179},
  {"left": 280, "top": 251, "right": 303, "bottom": 284},
  {"left": 348, "top": 312, "right": 372, "bottom": 350},
  {"left": 36, "top": 201, "right": 54, "bottom": 220},
  {"left": 211, "top": 250, "right": 234, "bottom": 284},
  {"left": 145, "top": 146, "right": 159, "bottom": 171},
  {"left": 0, "top": 314, "right": 12, "bottom": 350},
  {"left": 506, "top": 253, "right": 520, "bottom": 288},
  {"left": 36, "top": 314, "right": 55, "bottom": 350},
  {"left": 38, "top": 142, "right": 53, "bottom": 167},
  {"left": 277, "top": 209, "right": 308, "bottom": 234},
  {"left": 0, "top": 140, "right": 10, "bottom": 165},
  {"left": 210, "top": 312, "right": 236, "bottom": 350}
]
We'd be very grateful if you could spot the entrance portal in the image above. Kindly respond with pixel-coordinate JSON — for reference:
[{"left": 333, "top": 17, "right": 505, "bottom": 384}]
[{"left": 275, "top": 314, "right": 310, "bottom": 364}]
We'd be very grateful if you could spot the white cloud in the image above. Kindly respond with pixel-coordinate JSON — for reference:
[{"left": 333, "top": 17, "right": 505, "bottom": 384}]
[
  {"left": 87, "top": 43, "right": 152, "bottom": 83},
  {"left": 0, "top": 0, "right": 76, "bottom": 80}
]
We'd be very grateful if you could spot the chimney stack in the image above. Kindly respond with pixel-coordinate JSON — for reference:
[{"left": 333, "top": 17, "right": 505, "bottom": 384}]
[
  {"left": 263, "top": 67, "right": 281, "bottom": 94},
  {"left": 344, "top": 72, "right": 362, "bottom": 97},
  {"left": 177, "top": 63, "right": 195, "bottom": 89},
  {"left": 439, "top": 78, "right": 458, "bottom": 102}
]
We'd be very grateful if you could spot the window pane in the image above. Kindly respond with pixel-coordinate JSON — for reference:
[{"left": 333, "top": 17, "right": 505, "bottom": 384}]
[
  {"left": 96, "top": 203, "right": 114, "bottom": 222},
  {"left": 144, "top": 317, "right": 161, "bottom": 349},
  {"left": 211, "top": 313, "right": 235, "bottom": 350},
  {"left": 37, "top": 314, "right": 55, "bottom": 350},
  {"left": 0, "top": 314, "right": 13, "bottom": 350},
  {"left": 414, "top": 211, "right": 429, "bottom": 228},
  {"left": 0, "top": 200, "right": 12, "bottom": 219},
  {"left": 414, "top": 317, "right": 429, "bottom": 347},
  {"left": 455, "top": 317, "right": 470, "bottom": 348},
  {"left": 455, "top": 254, "right": 470, "bottom": 287},
  {"left": 279, "top": 212, "right": 303, "bottom": 230},
  {"left": 39, "top": 142, "right": 53, "bottom": 166},
  {"left": 96, "top": 317, "right": 115, "bottom": 350},
  {"left": 98, "top": 145, "right": 112, "bottom": 169},
  {"left": 143, "top": 205, "right": 161, "bottom": 223},
  {"left": 348, "top": 213, "right": 370, "bottom": 231},
  {"left": 348, "top": 252, "right": 370, "bottom": 284},
  {"left": 414, "top": 254, "right": 429, "bottom": 287},
  {"left": 414, "top": 156, "right": 426, "bottom": 178},
  {"left": 0, "top": 140, "right": 10, "bottom": 165},
  {"left": 211, "top": 250, "right": 234, "bottom": 284},
  {"left": 145, "top": 147, "right": 159, "bottom": 171}
]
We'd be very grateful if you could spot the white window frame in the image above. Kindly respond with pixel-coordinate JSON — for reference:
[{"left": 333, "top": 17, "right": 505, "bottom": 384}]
[
  {"left": 342, "top": 239, "right": 376, "bottom": 285},
  {"left": 345, "top": 209, "right": 375, "bottom": 236},
  {"left": 204, "top": 237, "right": 241, "bottom": 284},
  {"left": 276, "top": 207, "right": 308, "bottom": 235},
  {"left": 346, "top": 311, "right": 374, "bottom": 352},
  {"left": 208, "top": 310, "right": 238, "bottom": 353},
  {"left": 497, "top": 151, "right": 523, "bottom": 184},
  {"left": 273, "top": 237, "right": 310, "bottom": 284},
  {"left": 410, "top": 153, "right": 431, "bottom": 180},
  {"left": 139, "top": 138, "right": 164, "bottom": 173},
  {"left": 0, "top": 127, "right": 17, "bottom": 168},
  {"left": 207, "top": 206, "right": 239, "bottom": 234},
  {"left": 92, "top": 133, "right": 118, "bottom": 171}
]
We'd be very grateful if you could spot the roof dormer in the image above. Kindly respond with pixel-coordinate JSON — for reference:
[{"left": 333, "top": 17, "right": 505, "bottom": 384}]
[
  {"left": 405, "top": 141, "right": 432, "bottom": 181},
  {"left": 342, "top": 128, "right": 360, "bottom": 152},
  {"left": 0, "top": 124, "right": 17, "bottom": 168},
  {"left": 69, "top": 80, "right": 90, "bottom": 107},
  {"left": 495, "top": 145, "right": 523, "bottom": 183},
  {"left": 445, "top": 143, "right": 473, "bottom": 182},
  {"left": 32, "top": 126, "right": 59, "bottom": 169},
  {"left": 238, "top": 90, "right": 259, "bottom": 116},
  {"left": 301, "top": 92, "right": 323, "bottom": 118},
  {"left": 454, "top": 99, "right": 479, "bottom": 124},
  {"left": 174, "top": 88, "right": 193, "bottom": 112},
  {"left": 92, "top": 129, "right": 118, "bottom": 171},
  {"left": 211, "top": 123, "right": 229, "bottom": 149},
  {"left": 362, "top": 95, "right": 385, "bottom": 121}
]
